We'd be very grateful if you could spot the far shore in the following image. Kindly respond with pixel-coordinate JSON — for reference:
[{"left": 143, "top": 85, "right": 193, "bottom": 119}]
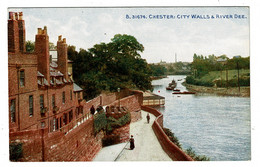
[{"left": 183, "top": 83, "right": 250, "bottom": 97}]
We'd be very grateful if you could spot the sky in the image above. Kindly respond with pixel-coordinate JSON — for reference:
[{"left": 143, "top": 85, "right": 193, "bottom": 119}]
[{"left": 8, "top": 7, "right": 249, "bottom": 63}]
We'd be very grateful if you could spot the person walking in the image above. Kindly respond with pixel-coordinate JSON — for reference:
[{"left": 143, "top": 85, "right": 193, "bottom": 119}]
[
  {"left": 146, "top": 113, "right": 150, "bottom": 124},
  {"left": 90, "top": 105, "right": 95, "bottom": 115},
  {"left": 129, "top": 135, "right": 135, "bottom": 150}
]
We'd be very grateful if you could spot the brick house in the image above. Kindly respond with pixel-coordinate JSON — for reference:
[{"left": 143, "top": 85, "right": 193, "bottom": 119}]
[{"left": 8, "top": 12, "right": 84, "bottom": 133}]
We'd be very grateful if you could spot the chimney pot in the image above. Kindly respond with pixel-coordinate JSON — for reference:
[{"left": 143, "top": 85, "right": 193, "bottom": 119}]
[
  {"left": 14, "top": 13, "right": 18, "bottom": 20},
  {"left": 38, "top": 28, "right": 42, "bottom": 34},
  {"left": 18, "top": 12, "right": 23, "bottom": 20},
  {"left": 58, "top": 35, "right": 62, "bottom": 41},
  {"left": 63, "top": 38, "right": 66, "bottom": 43},
  {"left": 9, "top": 12, "right": 14, "bottom": 20}
]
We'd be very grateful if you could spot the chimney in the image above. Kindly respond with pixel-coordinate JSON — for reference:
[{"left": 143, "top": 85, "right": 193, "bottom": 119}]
[
  {"left": 35, "top": 26, "right": 50, "bottom": 84},
  {"left": 18, "top": 12, "right": 26, "bottom": 53},
  {"left": 57, "top": 35, "right": 69, "bottom": 80},
  {"left": 8, "top": 12, "right": 19, "bottom": 53}
]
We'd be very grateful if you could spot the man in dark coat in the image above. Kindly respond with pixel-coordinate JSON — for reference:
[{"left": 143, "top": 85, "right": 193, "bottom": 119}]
[
  {"left": 90, "top": 105, "right": 95, "bottom": 115},
  {"left": 129, "top": 135, "right": 135, "bottom": 150},
  {"left": 146, "top": 113, "right": 150, "bottom": 124}
]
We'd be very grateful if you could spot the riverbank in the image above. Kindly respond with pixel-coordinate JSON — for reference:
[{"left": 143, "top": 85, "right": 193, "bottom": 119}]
[
  {"left": 150, "top": 75, "right": 167, "bottom": 80},
  {"left": 184, "top": 83, "right": 250, "bottom": 97}
]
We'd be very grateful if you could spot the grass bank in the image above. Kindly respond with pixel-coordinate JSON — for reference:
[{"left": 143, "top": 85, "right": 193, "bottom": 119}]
[{"left": 184, "top": 83, "right": 250, "bottom": 97}]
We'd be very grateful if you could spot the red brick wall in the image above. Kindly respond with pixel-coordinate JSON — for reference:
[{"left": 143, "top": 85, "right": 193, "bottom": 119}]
[
  {"left": 108, "top": 94, "right": 142, "bottom": 122},
  {"left": 9, "top": 53, "right": 38, "bottom": 131},
  {"left": 109, "top": 124, "right": 130, "bottom": 143},
  {"left": 44, "top": 117, "right": 104, "bottom": 161},
  {"left": 10, "top": 117, "right": 104, "bottom": 161},
  {"left": 9, "top": 129, "right": 43, "bottom": 161},
  {"left": 9, "top": 91, "right": 143, "bottom": 161}
]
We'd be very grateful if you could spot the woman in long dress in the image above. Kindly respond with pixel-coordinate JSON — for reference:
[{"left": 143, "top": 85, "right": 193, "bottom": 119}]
[{"left": 130, "top": 135, "right": 135, "bottom": 150}]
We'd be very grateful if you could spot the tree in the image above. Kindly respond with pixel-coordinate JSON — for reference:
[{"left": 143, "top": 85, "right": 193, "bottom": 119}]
[
  {"left": 26, "top": 40, "right": 35, "bottom": 53},
  {"left": 68, "top": 34, "right": 152, "bottom": 100}
]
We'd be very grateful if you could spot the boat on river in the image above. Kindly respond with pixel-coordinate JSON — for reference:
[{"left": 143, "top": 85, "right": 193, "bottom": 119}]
[{"left": 166, "top": 79, "right": 176, "bottom": 90}]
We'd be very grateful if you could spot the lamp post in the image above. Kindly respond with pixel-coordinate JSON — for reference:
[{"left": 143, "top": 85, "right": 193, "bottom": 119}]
[
  {"left": 234, "top": 56, "right": 241, "bottom": 93},
  {"left": 217, "top": 57, "right": 228, "bottom": 88},
  {"left": 117, "top": 88, "right": 120, "bottom": 108}
]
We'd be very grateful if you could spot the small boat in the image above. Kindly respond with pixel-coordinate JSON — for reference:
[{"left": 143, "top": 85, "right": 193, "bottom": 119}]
[
  {"left": 172, "top": 91, "right": 196, "bottom": 95},
  {"left": 166, "top": 87, "right": 173, "bottom": 90},
  {"left": 177, "top": 79, "right": 182, "bottom": 81},
  {"left": 173, "top": 89, "right": 180, "bottom": 91}
]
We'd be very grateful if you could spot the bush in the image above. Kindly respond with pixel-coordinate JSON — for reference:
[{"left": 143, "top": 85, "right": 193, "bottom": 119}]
[
  {"left": 216, "top": 77, "right": 250, "bottom": 87},
  {"left": 163, "top": 128, "right": 182, "bottom": 149},
  {"left": 93, "top": 112, "right": 107, "bottom": 134},
  {"left": 102, "top": 135, "right": 120, "bottom": 147},
  {"left": 186, "top": 76, "right": 214, "bottom": 87},
  {"left": 106, "top": 112, "right": 131, "bottom": 133},
  {"left": 185, "top": 147, "right": 210, "bottom": 161},
  {"left": 94, "top": 111, "right": 131, "bottom": 134},
  {"left": 9, "top": 142, "right": 23, "bottom": 161}
]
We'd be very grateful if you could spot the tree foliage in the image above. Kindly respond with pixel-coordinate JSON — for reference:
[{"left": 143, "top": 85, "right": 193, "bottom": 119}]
[
  {"left": 68, "top": 34, "right": 152, "bottom": 99},
  {"left": 149, "top": 64, "right": 167, "bottom": 76},
  {"left": 192, "top": 53, "right": 250, "bottom": 78},
  {"left": 9, "top": 142, "right": 23, "bottom": 161},
  {"left": 25, "top": 40, "right": 35, "bottom": 53}
]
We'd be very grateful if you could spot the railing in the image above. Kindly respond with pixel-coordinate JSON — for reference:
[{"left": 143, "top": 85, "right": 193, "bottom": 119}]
[{"left": 59, "top": 112, "right": 92, "bottom": 134}]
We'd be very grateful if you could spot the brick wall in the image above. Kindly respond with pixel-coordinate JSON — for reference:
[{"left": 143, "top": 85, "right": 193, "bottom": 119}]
[
  {"left": 44, "top": 117, "right": 104, "bottom": 161},
  {"left": 10, "top": 117, "right": 104, "bottom": 161},
  {"left": 108, "top": 94, "right": 142, "bottom": 122},
  {"left": 9, "top": 129, "right": 43, "bottom": 161},
  {"left": 9, "top": 91, "right": 143, "bottom": 161}
]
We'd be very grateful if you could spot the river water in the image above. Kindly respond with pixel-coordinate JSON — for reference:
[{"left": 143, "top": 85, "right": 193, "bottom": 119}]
[{"left": 152, "top": 75, "right": 251, "bottom": 161}]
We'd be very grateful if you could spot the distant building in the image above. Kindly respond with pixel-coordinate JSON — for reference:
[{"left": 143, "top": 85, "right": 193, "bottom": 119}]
[{"left": 8, "top": 12, "right": 83, "bottom": 132}]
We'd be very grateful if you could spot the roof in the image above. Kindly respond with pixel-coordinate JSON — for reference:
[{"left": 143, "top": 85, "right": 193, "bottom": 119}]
[
  {"left": 50, "top": 61, "right": 58, "bottom": 68},
  {"left": 37, "top": 71, "right": 44, "bottom": 77},
  {"left": 50, "top": 71, "right": 64, "bottom": 77},
  {"left": 143, "top": 91, "right": 165, "bottom": 100},
  {"left": 73, "top": 83, "right": 83, "bottom": 92}
]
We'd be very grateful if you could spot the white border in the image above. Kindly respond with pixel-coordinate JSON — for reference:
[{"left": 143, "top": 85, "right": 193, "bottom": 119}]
[{"left": 1, "top": 1, "right": 259, "bottom": 167}]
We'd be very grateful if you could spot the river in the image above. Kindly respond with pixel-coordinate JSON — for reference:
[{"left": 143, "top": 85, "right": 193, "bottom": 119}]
[{"left": 152, "top": 75, "right": 251, "bottom": 161}]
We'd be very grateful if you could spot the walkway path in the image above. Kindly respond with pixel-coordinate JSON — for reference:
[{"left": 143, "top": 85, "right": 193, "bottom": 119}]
[{"left": 93, "top": 110, "right": 172, "bottom": 161}]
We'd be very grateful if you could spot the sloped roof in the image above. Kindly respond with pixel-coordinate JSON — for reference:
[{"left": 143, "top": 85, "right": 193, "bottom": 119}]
[
  {"left": 50, "top": 61, "right": 58, "bottom": 68},
  {"left": 73, "top": 83, "right": 83, "bottom": 92},
  {"left": 37, "top": 71, "right": 44, "bottom": 77}
]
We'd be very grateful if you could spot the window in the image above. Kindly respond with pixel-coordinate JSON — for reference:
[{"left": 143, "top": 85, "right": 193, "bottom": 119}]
[
  {"left": 40, "top": 95, "right": 44, "bottom": 109},
  {"left": 29, "top": 95, "right": 33, "bottom": 116},
  {"left": 53, "top": 118, "right": 58, "bottom": 131},
  {"left": 10, "top": 99, "right": 16, "bottom": 122},
  {"left": 70, "top": 90, "right": 72, "bottom": 100},
  {"left": 19, "top": 70, "right": 25, "bottom": 87},
  {"left": 52, "top": 94, "right": 55, "bottom": 108},
  {"left": 69, "top": 110, "right": 73, "bottom": 122},
  {"left": 63, "top": 113, "right": 67, "bottom": 125},
  {"left": 60, "top": 117, "right": 62, "bottom": 128},
  {"left": 62, "top": 91, "right": 65, "bottom": 104},
  {"left": 41, "top": 121, "right": 45, "bottom": 128}
]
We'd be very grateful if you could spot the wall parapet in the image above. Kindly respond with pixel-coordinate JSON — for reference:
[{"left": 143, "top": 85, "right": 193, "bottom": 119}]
[{"left": 141, "top": 105, "right": 193, "bottom": 161}]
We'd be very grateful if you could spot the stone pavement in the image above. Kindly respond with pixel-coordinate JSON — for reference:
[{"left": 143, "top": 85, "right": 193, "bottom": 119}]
[{"left": 93, "top": 110, "right": 172, "bottom": 161}]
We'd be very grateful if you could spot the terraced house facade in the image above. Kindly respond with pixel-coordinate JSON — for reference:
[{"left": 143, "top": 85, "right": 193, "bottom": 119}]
[{"left": 8, "top": 12, "right": 84, "bottom": 133}]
